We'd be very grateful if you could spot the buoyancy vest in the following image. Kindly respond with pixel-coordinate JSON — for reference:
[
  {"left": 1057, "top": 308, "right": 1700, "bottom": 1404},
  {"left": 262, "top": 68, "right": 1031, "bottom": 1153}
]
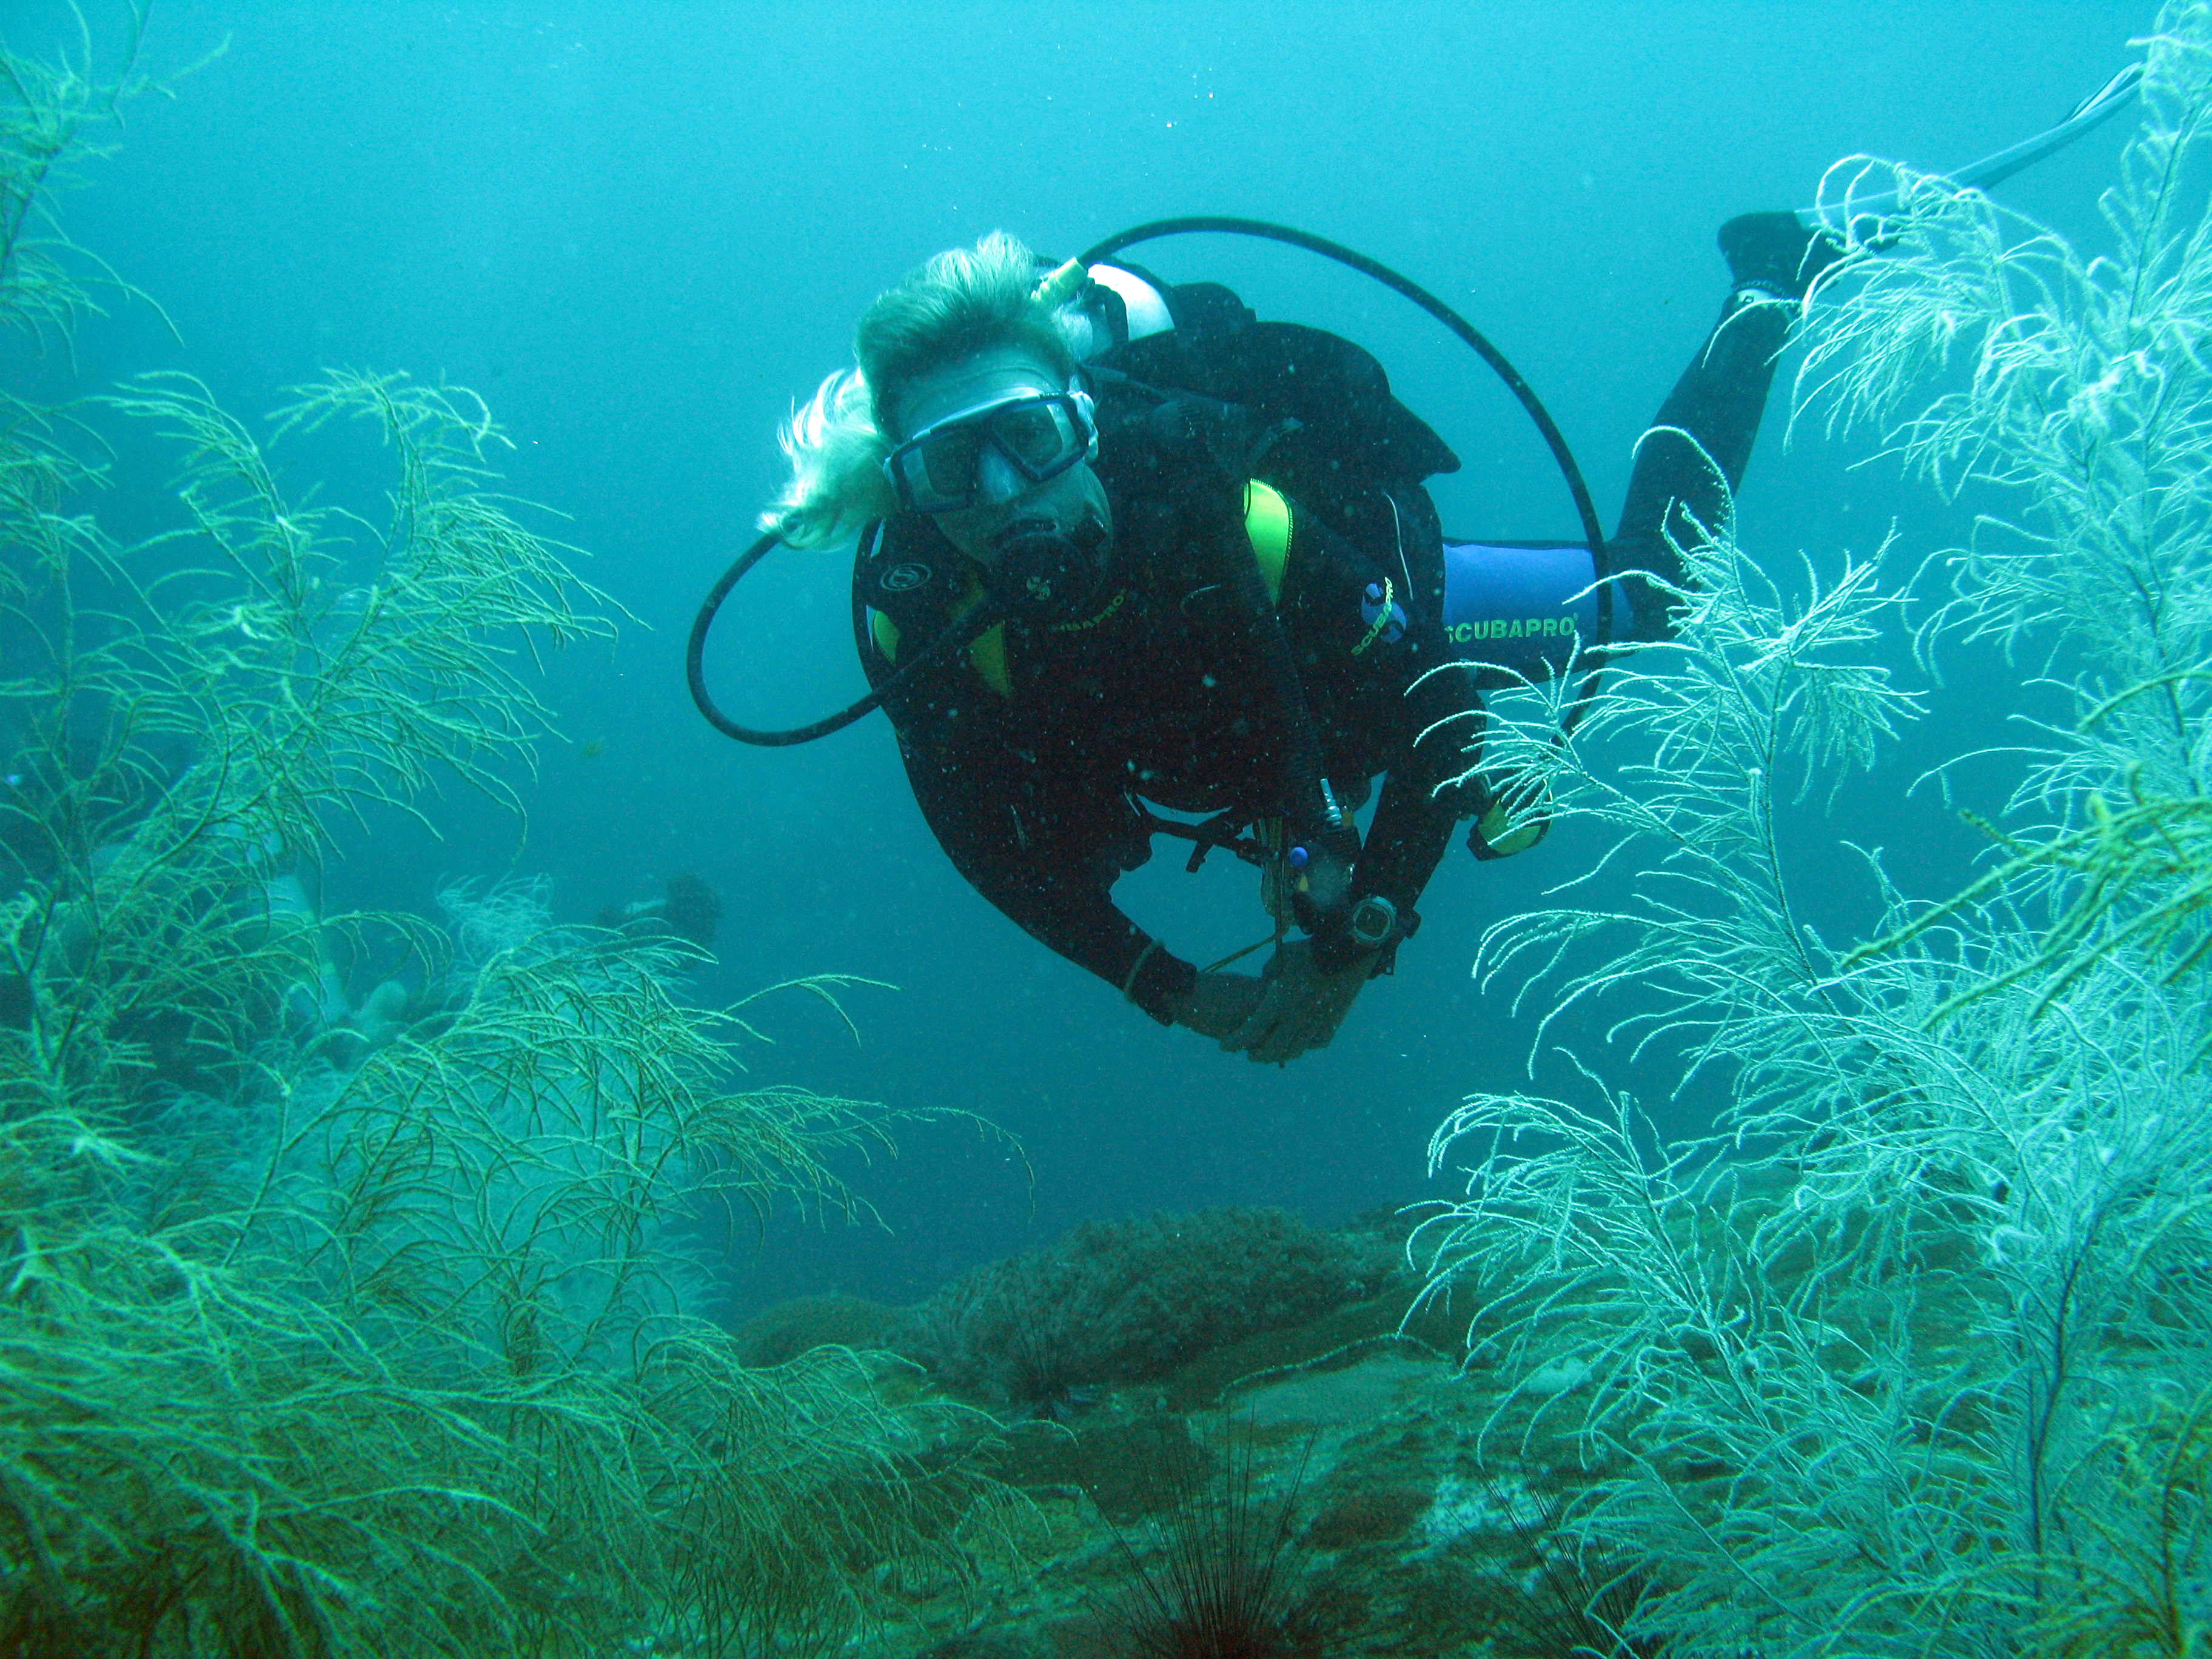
[{"left": 1088, "top": 270, "right": 1458, "bottom": 577}]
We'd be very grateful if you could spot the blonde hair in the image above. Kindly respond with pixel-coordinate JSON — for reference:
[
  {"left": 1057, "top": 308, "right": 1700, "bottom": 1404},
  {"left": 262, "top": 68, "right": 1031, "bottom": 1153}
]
[{"left": 764, "top": 231, "right": 1084, "bottom": 548}]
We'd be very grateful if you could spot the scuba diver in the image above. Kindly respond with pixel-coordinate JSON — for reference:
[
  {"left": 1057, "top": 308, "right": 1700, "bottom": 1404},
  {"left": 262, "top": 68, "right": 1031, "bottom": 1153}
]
[{"left": 723, "top": 211, "right": 1841, "bottom": 1064}]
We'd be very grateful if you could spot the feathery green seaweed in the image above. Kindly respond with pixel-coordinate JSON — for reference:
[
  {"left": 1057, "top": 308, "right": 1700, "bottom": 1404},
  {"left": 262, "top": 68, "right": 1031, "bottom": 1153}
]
[
  {"left": 1419, "top": 9, "right": 2212, "bottom": 1655},
  {"left": 1800, "top": 6, "right": 2212, "bottom": 1007},
  {"left": 0, "top": 21, "right": 1008, "bottom": 1657}
]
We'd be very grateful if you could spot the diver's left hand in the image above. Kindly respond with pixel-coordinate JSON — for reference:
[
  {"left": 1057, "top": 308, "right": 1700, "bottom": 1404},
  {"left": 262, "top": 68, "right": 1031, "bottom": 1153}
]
[{"left": 1221, "top": 939, "right": 1370, "bottom": 1065}]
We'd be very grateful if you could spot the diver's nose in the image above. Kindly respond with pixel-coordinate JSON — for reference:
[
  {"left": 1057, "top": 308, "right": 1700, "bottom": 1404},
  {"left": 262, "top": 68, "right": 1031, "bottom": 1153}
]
[{"left": 973, "top": 446, "right": 1027, "bottom": 508}]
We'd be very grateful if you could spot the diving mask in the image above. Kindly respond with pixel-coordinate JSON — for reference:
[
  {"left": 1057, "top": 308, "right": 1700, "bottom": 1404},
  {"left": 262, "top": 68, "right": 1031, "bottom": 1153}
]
[{"left": 882, "top": 388, "right": 1098, "bottom": 515}]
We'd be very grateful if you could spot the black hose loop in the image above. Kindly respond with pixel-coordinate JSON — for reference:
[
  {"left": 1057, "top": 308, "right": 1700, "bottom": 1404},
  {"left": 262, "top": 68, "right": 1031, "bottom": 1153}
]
[{"left": 686, "top": 527, "right": 996, "bottom": 746}]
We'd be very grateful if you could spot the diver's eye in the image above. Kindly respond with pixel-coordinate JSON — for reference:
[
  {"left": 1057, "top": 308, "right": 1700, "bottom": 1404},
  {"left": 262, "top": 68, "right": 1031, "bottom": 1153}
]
[
  {"left": 988, "top": 401, "right": 1073, "bottom": 471},
  {"left": 912, "top": 424, "right": 987, "bottom": 499}
]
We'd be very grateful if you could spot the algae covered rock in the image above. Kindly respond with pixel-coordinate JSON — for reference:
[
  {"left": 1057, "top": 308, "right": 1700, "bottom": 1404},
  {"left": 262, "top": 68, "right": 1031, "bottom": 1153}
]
[
  {"left": 899, "top": 1205, "right": 1379, "bottom": 1415},
  {"left": 733, "top": 1290, "right": 908, "bottom": 1367}
]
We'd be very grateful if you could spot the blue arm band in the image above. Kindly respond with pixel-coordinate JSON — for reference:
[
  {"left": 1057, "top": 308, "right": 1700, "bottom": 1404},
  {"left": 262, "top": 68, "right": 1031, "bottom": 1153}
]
[{"left": 1439, "top": 540, "right": 1601, "bottom": 685}]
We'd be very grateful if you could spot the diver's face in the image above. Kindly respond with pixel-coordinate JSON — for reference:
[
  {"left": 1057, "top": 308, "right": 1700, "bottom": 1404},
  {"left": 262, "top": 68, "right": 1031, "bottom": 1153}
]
[{"left": 888, "top": 347, "right": 1111, "bottom": 565}]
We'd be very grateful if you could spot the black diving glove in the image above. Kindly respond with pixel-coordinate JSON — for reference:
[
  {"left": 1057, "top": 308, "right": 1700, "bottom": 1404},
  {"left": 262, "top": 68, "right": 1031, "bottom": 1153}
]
[{"left": 1170, "top": 968, "right": 1266, "bottom": 1041}]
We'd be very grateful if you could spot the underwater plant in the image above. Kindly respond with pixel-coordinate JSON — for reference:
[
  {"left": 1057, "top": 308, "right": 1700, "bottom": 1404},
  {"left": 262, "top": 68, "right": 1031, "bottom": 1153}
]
[
  {"left": 0, "top": 22, "right": 1009, "bottom": 1657},
  {"left": 1798, "top": 7, "right": 2212, "bottom": 1010},
  {"left": 2025, "top": 1379, "right": 2212, "bottom": 1658},
  {"left": 1479, "top": 1479, "right": 1660, "bottom": 1659},
  {"left": 0, "top": 5, "right": 152, "bottom": 355},
  {"left": 1416, "top": 7, "right": 2212, "bottom": 1655}
]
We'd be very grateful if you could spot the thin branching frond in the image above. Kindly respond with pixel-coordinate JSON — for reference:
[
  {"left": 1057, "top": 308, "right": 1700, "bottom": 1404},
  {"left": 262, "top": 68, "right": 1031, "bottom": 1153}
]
[
  {"left": 1420, "top": 11, "right": 2212, "bottom": 1655},
  {"left": 1467, "top": 511, "right": 1919, "bottom": 1107},
  {"left": 1796, "top": 7, "right": 2212, "bottom": 1006},
  {"left": 0, "top": 24, "right": 1013, "bottom": 1653}
]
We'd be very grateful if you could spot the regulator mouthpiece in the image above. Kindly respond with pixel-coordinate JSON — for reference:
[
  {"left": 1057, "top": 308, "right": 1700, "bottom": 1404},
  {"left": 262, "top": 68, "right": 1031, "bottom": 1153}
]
[{"left": 985, "top": 512, "right": 1113, "bottom": 625}]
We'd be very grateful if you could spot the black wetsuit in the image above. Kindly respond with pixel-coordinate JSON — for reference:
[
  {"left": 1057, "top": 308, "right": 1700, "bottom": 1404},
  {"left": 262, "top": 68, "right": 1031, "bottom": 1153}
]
[{"left": 854, "top": 279, "right": 1791, "bottom": 1023}]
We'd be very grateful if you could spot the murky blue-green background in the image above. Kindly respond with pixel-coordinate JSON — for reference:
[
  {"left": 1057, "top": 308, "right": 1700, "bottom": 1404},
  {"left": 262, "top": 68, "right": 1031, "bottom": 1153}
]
[{"left": 30, "top": 0, "right": 2146, "bottom": 1310}]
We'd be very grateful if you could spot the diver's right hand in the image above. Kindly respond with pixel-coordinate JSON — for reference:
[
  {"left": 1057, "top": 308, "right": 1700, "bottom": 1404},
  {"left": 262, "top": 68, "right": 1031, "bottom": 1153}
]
[{"left": 1170, "top": 969, "right": 1267, "bottom": 1043}]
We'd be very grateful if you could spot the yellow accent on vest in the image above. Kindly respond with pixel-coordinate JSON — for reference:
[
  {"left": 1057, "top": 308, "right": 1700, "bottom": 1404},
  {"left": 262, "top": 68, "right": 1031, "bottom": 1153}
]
[
  {"left": 969, "top": 620, "right": 1012, "bottom": 696},
  {"left": 871, "top": 585, "right": 1013, "bottom": 698},
  {"left": 1242, "top": 479, "right": 1292, "bottom": 605}
]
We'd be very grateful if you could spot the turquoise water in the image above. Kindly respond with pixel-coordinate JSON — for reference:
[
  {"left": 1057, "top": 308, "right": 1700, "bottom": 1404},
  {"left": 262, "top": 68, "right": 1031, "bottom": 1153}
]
[
  {"left": 40, "top": 0, "right": 2139, "bottom": 1310},
  {"left": 6, "top": 7, "right": 2199, "bottom": 1652}
]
